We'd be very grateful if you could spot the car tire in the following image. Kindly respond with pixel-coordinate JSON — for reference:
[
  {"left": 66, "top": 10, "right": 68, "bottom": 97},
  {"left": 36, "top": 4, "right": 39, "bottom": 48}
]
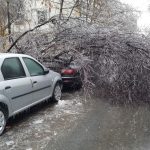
[
  {"left": 0, "top": 106, "right": 7, "bottom": 136},
  {"left": 52, "top": 83, "right": 62, "bottom": 102}
]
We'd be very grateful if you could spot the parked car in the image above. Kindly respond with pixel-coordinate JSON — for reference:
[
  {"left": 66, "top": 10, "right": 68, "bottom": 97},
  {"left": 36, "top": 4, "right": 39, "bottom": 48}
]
[
  {"left": 0, "top": 53, "right": 62, "bottom": 135},
  {"left": 61, "top": 60, "right": 82, "bottom": 88},
  {"left": 42, "top": 53, "right": 82, "bottom": 88}
]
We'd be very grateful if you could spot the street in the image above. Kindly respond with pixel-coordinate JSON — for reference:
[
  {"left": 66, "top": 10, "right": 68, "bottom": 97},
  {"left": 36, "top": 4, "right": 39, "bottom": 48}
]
[
  {"left": 1, "top": 91, "right": 150, "bottom": 150},
  {"left": 45, "top": 98, "right": 150, "bottom": 150},
  {"left": 0, "top": 90, "right": 85, "bottom": 150}
]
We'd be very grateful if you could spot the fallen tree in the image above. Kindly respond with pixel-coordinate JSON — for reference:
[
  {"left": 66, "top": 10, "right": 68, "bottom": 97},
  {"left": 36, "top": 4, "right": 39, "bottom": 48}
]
[
  {"left": 45, "top": 24, "right": 150, "bottom": 102},
  {"left": 2, "top": 0, "right": 150, "bottom": 102}
]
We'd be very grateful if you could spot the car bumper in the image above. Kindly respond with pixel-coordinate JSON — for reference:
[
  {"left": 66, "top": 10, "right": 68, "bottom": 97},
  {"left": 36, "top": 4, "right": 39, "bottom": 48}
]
[{"left": 62, "top": 76, "right": 82, "bottom": 86}]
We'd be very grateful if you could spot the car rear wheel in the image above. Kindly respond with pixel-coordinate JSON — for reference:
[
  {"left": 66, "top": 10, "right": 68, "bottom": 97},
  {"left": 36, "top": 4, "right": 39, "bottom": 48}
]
[
  {"left": 0, "top": 107, "right": 6, "bottom": 135},
  {"left": 52, "top": 83, "right": 62, "bottom": 102}
]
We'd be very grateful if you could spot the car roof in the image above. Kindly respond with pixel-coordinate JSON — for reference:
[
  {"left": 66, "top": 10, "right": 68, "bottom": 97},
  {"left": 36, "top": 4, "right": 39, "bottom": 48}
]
[{"left": 0, "top": 53, "right": 31, "bottom": 59}]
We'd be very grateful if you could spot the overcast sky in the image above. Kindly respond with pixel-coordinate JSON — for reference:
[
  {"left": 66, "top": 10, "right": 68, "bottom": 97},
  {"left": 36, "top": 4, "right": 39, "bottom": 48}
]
[{"left": 120, "top": 0, "right": 150, "bottom": 33}]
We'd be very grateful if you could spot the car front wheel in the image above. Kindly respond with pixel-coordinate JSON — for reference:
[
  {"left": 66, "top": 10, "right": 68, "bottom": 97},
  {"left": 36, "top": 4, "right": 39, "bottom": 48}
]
[
  {"left": 0, "top": 107, "right": 6, "bottom": 135},
  {"left": 52, "top": 83, "right": 62, "bottom": 102}
]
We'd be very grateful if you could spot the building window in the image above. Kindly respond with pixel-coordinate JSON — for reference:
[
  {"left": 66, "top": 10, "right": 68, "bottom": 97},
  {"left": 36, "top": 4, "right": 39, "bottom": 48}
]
[{"left": 37, "top": 10, "right": 47, "bottom": 24}]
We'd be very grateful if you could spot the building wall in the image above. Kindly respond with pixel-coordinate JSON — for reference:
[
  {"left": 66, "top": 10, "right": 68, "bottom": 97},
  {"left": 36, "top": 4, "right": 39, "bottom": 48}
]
[{"left": 11, "top": 0, "right": 77, "bottom": 33}]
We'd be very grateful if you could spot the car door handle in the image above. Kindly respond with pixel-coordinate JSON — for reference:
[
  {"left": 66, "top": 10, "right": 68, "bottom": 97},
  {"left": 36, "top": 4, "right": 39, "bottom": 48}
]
[
  {"left": 5, "top": 86, "right": 11, "bottom": 90},
  {"left": 33, "top": 81, "right": 37, "bottom": 84}
]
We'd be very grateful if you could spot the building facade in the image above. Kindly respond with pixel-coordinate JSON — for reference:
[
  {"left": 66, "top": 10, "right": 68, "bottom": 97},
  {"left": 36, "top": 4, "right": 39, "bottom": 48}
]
[{"left": 11, "top": 0, "right": 77, "bottom": 33}]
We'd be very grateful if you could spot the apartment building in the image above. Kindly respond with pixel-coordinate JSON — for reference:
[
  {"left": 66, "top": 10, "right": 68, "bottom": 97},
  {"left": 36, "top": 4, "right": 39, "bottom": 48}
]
[{"left": 11, "top": 0, "right": 77, "bottom": 33}]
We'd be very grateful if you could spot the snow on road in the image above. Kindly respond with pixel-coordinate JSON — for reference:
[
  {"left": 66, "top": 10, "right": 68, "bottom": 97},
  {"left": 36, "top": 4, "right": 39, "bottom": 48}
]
[{"left": 0, "top": 91, "right": 84, "bottom": 150}]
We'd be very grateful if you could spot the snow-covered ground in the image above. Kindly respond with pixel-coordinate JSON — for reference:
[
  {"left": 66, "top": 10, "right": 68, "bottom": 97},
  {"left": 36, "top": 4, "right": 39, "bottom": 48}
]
[
  {"left": 2, "top": 90, "right": 150, "bottom": 150},
  {"left": 0, "top": 90, "right": 84, "bottom": 150}
]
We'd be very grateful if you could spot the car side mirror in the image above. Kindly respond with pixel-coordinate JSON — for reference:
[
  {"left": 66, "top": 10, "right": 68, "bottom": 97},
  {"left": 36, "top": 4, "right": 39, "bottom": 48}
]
[{"left": 43, "top": 68, "right": 49, "bottom": 75}]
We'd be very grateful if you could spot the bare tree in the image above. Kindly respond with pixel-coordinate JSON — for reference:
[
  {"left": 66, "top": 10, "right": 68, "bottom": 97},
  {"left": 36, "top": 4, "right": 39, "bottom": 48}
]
[
  {"left": 0, "top": 0, "right": 24, "bottom": 34},
  {"left": 59, "top": 0, "right": 64, "bottom": 19}
]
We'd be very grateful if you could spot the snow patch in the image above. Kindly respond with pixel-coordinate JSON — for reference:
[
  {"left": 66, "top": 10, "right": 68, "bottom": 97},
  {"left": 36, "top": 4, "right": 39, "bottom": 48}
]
[
  {"left": 58, "top": 100, "right": 68, "bottom": 107},
  {"left": 5, "top": 141, "right": 14, "bottom": 146},
  {"left": 54, "top": 131, "right": 57, "bottom": 136},
  {"left": 76, "top": 102, "right": 82, "bottom": 106},
  {"left": 26, "top": 148, "right": 32, "bottom": 150},
  {"left": 33, "top": 119, "right": 44, "bottom": 124}
]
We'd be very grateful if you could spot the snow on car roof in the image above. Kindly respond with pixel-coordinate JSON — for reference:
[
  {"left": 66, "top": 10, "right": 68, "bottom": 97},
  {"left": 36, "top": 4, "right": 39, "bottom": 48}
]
[{"left": 0, "top": 53, "right": 31, "bottom": 58}]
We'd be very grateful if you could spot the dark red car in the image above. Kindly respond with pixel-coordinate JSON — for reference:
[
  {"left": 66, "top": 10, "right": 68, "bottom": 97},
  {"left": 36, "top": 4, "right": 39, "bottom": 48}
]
[
  {"left": 42, "top": 53, "right": 82, "bottom": 88},
  {"left": 61, "top": 61, "right": 82, "bottom": 88}
]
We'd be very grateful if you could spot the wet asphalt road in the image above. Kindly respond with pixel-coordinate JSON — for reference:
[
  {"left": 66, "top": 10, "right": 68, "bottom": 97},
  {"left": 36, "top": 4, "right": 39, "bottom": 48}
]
[
  {"left": 1, "top": 90, "right": 150, "bottom": 150},
  {"left": 45, "top": 99, "right": 150, "bottom": 150},
  {"left": 0, "top": 90, "right": 84, "bottom": 150}
]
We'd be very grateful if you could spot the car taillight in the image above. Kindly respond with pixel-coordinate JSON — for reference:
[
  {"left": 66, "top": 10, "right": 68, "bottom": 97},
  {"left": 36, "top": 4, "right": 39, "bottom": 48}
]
[{"left": 61, "top": 69, "right": 76, "bottom": 75}]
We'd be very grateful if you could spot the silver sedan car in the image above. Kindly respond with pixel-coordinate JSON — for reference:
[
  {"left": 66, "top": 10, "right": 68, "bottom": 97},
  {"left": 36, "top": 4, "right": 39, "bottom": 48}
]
[{"left": 0, "top": 53, "right": 62, "bottom": 135}]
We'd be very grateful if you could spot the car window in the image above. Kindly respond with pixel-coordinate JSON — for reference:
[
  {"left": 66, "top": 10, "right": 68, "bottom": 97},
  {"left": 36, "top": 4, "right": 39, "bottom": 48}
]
[
  {"left": 23, "top": 57, "right": 44, "bottom": 76},
  {"left": 1, "top": 57, "right": 26, "bottom": 80}
]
